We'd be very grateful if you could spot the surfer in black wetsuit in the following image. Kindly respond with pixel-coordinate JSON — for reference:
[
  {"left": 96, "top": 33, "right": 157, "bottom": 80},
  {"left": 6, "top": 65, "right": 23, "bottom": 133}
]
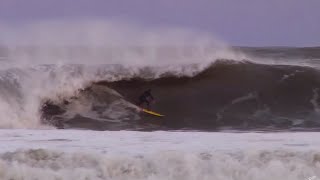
[{"left": 137, "top": 89, "right": 154, "bottom": 109}]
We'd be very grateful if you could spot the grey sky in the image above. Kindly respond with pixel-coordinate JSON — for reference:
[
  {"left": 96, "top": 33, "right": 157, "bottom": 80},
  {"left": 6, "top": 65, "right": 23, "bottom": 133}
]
[{"left": 0, "top": 0, "right": 319, "bottom": 46}]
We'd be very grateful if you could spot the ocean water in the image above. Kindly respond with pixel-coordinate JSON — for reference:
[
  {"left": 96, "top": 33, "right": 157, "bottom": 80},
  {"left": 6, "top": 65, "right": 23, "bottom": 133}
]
[{"left": 0, "top": 21, "right": 319, "bottom": 179}]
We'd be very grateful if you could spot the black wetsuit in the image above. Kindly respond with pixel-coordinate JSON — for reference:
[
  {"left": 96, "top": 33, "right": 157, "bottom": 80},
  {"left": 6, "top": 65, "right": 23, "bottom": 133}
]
[{"left": 138, "top": 90, "right": 154, "bottom": 108}]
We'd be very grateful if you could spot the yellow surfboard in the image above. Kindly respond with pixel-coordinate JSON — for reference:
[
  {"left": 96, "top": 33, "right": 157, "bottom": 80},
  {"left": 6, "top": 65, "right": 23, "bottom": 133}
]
[{"left": 142, "top": 109, "right": 165, "bottom": 117}]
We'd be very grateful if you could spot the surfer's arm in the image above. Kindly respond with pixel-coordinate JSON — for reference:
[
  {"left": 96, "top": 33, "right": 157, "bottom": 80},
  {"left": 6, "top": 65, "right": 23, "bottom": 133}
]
[{"left": 149, "top": 94, "right": 154, "bottom": 101}]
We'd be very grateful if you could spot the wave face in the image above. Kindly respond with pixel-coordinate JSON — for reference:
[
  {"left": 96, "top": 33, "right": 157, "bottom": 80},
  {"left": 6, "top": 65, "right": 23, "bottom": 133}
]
[
  {"left": 0, "top": 21, "right": 320, "bottom": 130},
  {"left": 106, "top": 60, "right": 320, "bottom": 130}
]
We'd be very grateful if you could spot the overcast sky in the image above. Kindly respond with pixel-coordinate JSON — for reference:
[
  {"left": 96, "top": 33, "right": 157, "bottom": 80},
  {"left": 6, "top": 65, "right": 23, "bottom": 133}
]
[{"left": 0, "top": 0, "right": 319, "bottom": 46}]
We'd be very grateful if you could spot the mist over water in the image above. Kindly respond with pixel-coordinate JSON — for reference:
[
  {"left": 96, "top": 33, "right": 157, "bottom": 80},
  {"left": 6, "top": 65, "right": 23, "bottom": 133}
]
[{"left": 0, "top": 20, "right": 240, "bottom": 65}]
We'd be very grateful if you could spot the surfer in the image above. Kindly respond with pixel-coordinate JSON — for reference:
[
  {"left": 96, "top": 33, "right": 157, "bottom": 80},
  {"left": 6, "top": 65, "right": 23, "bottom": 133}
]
[{"left": 137, "top": 89, "right": 154, "bottom": 110}]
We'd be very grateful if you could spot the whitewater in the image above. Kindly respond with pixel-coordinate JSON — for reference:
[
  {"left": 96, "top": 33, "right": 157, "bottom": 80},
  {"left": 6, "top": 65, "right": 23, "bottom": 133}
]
[
  {"left": 0, "top": 20, "right": 319, "bottom": 179},
  {"left": 0, "top": 130, "right": 319, "bottom": 180}
]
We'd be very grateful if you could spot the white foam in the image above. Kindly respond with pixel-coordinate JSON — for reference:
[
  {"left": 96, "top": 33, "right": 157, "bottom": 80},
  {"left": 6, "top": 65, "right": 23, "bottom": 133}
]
[{"left": 0, "top": 130, "right": 319, "bottom": 180}]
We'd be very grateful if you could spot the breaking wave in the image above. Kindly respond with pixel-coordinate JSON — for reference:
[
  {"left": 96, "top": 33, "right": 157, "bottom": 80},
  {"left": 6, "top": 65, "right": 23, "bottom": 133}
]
[
  {"left": 41, "top": 59, "right": 320, "bottom": 130},
  {"left": 0, "top": 20, "right": 320, "bottom": 130}
]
